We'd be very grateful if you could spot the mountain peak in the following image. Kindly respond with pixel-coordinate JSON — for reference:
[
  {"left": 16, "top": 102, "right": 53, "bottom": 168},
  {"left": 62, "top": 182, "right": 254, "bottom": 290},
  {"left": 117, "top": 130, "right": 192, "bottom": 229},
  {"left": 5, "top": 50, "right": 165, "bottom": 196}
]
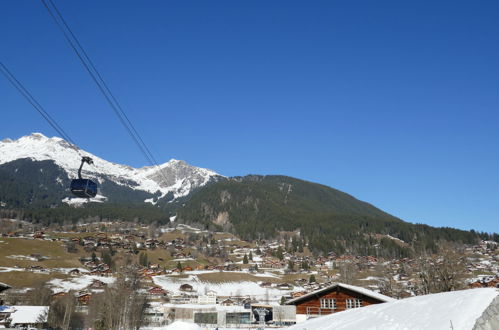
[
  {"left": 26, "top": 132, "right": 48, "bottom": 140},
  {"left": 0, "top": 133, "right": 222, "bottom": 202}
]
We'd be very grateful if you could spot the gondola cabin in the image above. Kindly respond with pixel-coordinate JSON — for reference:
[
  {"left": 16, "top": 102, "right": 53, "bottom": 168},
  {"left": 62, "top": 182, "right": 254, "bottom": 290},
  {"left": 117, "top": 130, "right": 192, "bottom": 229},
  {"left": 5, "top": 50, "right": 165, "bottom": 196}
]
[
  {"left": 70, "top": 156, "right": 97, "bottom": 198},
  {"left": 70, "top": 179, "right": 97, "bottom": 198}
]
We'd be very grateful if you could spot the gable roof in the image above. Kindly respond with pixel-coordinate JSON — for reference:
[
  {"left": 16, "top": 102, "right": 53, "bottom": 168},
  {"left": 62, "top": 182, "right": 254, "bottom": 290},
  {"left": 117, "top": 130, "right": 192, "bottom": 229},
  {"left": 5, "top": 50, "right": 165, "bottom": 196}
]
[
  {"left": 287, "top": 288, "right": 499, "bottom": 330},
  {"left": 285, "top": 282, "right": 395, "bottom": 305}
]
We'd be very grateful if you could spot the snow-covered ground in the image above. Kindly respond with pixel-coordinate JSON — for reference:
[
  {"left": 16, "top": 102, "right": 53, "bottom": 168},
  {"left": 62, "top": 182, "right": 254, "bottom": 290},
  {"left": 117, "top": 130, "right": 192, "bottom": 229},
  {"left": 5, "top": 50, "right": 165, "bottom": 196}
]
[
  {"left": 0, "top": 266, "right": 24, "bottom": 273},
  {"left": 288, "top": 288, "right": 498, "bottom": 330},
  {"left": 152, "top": 275, "right": 301, "bottom": 302},
  {"left": 49, "top": 275, "right": 116, "bottom": 292},
  {"left": 6, "top": 255, "right": 41, "bottom": 261}
]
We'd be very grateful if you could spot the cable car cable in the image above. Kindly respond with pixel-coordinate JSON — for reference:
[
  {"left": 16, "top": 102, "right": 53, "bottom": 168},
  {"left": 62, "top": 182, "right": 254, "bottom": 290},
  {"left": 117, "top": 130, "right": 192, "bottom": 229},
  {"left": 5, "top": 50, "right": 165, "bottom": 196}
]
[
  {"left": 0, "top": 61, "right": 97, "bottom": 198},
  {"left": 0, "top": 61, "right": 76, "bottom": 148},
  {"left": 41, "top": 0, "right": 167, "bottom": 183},
  {"left": 42, "top": 0, "right": 160, "bottom": 169}
]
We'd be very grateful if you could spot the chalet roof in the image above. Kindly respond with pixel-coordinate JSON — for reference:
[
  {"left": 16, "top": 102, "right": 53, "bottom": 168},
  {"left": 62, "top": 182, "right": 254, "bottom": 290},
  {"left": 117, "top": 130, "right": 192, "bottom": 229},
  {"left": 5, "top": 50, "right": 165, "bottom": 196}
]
[
  {"left": 285, "top": 283, "right": 395, "bottom": 305},
  {"left": 287, "top": 288, "right": 498, "bottom": 330}
]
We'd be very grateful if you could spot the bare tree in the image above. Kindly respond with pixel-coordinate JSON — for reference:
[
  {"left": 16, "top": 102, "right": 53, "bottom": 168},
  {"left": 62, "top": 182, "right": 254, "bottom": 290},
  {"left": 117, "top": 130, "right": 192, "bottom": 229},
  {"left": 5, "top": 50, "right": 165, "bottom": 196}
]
[
  {"left": 87, "top": 266, "right": 146, "bottom": 330},
  {"left": 29, "top": 282, "right": 53, "bottom": 306},
  {"left": 48, "top": 291, "right": 76, "bottom": 330},
  {"left": 415, "top": 243, "right": 466, "bottom": 294},
  {"left": 338, "top": 262, "right": 356, "bottom": 284}
]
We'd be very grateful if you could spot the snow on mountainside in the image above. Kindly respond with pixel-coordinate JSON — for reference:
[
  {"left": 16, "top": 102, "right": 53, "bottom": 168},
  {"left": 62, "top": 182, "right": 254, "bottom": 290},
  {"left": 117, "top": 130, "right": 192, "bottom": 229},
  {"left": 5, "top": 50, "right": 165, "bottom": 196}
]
[{"left": 0, "top": 133, "right": 222, "bottom": 201}]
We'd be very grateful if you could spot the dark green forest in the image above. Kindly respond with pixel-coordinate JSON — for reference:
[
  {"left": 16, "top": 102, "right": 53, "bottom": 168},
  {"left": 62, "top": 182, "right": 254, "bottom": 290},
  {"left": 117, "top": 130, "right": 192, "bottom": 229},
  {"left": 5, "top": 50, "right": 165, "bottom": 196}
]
[{"left": 176, "top": 175, "right": 492, "bottom": 256}]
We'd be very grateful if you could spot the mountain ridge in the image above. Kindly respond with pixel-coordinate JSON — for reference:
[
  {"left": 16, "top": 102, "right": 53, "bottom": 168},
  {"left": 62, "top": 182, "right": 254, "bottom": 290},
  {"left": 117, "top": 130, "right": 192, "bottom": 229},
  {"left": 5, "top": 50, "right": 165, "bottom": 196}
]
[
  {"left": 0, "top": 133, "right": 492, "bottom": 256},
  {"left": 0, "top": 133, "right": 223, "bottom": 204}
]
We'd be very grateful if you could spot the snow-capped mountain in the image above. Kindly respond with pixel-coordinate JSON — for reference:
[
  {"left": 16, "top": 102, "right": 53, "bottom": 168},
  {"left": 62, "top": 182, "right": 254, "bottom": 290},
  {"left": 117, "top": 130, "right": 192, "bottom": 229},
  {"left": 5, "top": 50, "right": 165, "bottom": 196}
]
[{"left": 0, "top": 133, "right": 222, "bottom": 203}]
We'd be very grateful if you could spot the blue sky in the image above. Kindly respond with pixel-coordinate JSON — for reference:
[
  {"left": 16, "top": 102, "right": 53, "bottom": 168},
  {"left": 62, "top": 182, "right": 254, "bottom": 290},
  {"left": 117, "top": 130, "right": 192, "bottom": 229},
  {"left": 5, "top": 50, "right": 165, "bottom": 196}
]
[{"left": 1, "top": 1, "right": 498, "bottom": 233}]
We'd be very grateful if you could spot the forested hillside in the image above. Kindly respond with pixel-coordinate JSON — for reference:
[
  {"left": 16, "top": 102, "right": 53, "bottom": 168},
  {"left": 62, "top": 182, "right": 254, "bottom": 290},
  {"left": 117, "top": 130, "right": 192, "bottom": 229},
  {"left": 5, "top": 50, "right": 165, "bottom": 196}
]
[{"left": 177, "top": 175, "right": 482, "bottom": 257}]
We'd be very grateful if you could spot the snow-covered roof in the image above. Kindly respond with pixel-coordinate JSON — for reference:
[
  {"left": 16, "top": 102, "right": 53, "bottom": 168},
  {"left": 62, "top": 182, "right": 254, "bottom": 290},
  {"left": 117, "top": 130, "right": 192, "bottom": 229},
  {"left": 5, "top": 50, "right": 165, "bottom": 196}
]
[
  {"left": 8, "top": 306, "right": 49, "bottom": 325},
  {"left": 288, "top": 288, "right": 499, "bottom": 330},
  {"left": 285, "top": 282, "right": 395, "bottom": 305}
]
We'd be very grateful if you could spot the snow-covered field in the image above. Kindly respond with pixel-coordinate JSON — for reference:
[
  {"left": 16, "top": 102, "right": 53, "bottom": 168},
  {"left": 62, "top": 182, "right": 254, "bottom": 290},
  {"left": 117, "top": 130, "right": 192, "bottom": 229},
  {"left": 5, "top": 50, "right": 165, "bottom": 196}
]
[
  {"left": 288, "top": 288, "right": 498, "bottom": 330},
  {"left": 49, "top": 275, "right": 116, "bottom": 292},
  {"left": 152, "top": 274, "right": 301, "bottom": 302}
]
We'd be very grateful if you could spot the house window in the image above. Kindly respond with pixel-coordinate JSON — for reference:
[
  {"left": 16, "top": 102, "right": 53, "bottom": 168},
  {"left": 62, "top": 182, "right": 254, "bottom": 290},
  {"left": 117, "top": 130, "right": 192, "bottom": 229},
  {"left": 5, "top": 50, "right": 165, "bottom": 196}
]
[
  {"left": 320, "top": 298, "right": 337, "bottom": 309},
  {"left": 346, "top": 298, "right": 362, "bottom": 309}
]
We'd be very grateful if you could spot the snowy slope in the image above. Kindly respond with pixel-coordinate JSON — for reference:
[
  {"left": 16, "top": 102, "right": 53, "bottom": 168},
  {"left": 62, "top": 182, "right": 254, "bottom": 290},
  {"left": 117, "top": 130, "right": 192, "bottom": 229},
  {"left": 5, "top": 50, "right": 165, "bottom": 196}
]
[
  {"left": 288, "top": 288, "right": 498, "bottom": 330},
  {"left": 0, "top": 133, "right": 222, "bottom": 201}
]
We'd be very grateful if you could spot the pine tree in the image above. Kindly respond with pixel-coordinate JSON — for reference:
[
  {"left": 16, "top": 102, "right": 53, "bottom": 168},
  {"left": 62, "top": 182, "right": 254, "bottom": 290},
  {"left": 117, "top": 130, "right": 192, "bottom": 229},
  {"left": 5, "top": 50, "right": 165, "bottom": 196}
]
[
  {"left": 276, "top": 246, "right": 284, "bottom": 260},
  {"left": 243, "top": 254, "right": 249, "bottom": 264},
  {"left": 177, "top": 261, "right": 182, "bottom": 272},
  {"left": 249, "top": 251, "right": 253, "bottom": 261},
  {"left": 309, "top": 274, "right": 316, "bottom": 283},
  {"left": 139, "top": 252, "right": 148, "bottom": 267}
]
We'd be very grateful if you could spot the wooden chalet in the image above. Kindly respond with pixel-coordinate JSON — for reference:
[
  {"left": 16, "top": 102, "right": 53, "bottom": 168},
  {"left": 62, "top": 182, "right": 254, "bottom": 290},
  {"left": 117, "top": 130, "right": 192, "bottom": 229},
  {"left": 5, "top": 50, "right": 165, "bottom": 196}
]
[
  {"left": 69, "top": 268, "right": 80, "bottom": 276},
  {"left": 89, "top": 279, "right": 107, "bottom": 288},
  {"left": 220, "top": 298, "right": 236, "bottom": 306},
  {"left": 52, "top": 291, "right": 67, "bottom": 299},
  {"left": 77, "top": 292, "right": 92, "bottom": 305},
  {"left": 179, "top": 283, "right": 194, "bottom": 292},
  {"left": 285, "top": 283, "right": 394, "bottom": 320},
  {"left": 148, "top": 286, "right": 167, "bottom": 296}
]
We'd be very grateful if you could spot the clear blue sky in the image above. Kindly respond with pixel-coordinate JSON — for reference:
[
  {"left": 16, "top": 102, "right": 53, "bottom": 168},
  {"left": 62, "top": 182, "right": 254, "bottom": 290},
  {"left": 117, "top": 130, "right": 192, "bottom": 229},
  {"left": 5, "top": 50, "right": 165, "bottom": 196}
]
[{"left": 1, "top": 1, "right": 498, "bottom": 233}]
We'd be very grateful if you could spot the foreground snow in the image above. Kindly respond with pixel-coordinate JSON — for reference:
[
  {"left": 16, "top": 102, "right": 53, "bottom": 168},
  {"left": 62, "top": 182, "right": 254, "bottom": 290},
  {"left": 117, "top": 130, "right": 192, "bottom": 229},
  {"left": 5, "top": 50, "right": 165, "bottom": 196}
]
[{"left": 288, "top": 288, "right": 498, "bottom": 330}]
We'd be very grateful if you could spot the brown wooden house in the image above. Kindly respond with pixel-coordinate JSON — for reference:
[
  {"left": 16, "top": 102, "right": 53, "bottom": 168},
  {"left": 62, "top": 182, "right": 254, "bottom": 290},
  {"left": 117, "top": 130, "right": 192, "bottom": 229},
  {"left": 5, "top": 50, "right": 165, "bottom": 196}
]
[{"left": 285, "top": 283, "right": 394, "bottom": 321}]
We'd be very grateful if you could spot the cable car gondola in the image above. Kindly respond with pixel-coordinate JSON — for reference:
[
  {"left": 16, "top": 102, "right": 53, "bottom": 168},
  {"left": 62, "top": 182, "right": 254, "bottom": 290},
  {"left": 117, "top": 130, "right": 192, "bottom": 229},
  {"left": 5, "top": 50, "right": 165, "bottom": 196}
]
[{"left": 70, "top": 156, "right": 97, "bottom": 198}]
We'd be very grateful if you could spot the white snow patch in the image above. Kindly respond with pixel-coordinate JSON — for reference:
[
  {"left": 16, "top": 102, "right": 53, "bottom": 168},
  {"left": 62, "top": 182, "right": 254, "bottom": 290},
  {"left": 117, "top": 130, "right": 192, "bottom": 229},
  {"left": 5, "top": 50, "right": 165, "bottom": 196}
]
[
  {"left": 62, "top": 194, "right": 107, "bottom": 206},
  {"left": 6, "top": 255, "right": 40, "bottom": 261},
  {"left": 49, "top": 275, "right": 116, "bottom": 292},
  {"left": 164, "top": 321, "right": 201, "bottom": 330},
  {"left": 0, "top": 267, "right": 25, "bottom": 273}
]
